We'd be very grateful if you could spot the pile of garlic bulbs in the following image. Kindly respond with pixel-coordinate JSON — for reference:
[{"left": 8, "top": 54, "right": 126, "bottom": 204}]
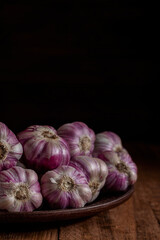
[{"left": 0, "top": 121, "right": 137, "bottom": 212}]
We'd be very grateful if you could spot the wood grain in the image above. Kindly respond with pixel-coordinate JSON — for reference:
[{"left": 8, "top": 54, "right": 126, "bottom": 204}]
[
  {"left": 0, "top": 229, "right": 58, "bottom": 240},
  {"left": 0, "top": 143, "right": 160, "bottom": 240},
  {"left": 59, "top": 198, "right": 136, "bottom": 240}
]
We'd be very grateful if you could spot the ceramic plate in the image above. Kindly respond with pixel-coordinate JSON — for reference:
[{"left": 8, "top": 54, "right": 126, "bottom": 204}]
[{"left": 0, "top": 186, "right": 134, "bottom": 223}]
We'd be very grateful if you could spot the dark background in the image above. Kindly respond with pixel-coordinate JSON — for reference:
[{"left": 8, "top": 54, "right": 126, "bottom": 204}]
[{"left": 0, "top": 1, "right": 158, "bottom": 143}]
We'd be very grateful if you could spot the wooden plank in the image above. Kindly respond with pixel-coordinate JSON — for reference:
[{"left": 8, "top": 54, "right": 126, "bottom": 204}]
[
  {"left": 0, "top": 231, "right": 58, "bottom": 240},
  {"left": 59, "top": 213, "right": 111, "bottom": 240},
  {"left": 108, "top": 198, "right": 136, "bottom": 240},
  {"left": 133, "top": 180, "right": 160, "bottom": 240},
  {"left": 144, "top": 145, "right": 160, "bottom": 225},
  {"left": 59, "top": 197, "right": 136, "bottom": 240},
  {"left": 131, "top": 144, "right": 160, "bottom": 240}
]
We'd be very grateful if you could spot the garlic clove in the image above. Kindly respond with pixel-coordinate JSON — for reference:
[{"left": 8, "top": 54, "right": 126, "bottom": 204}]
[
  {"left": 69, "top": 190, "right": 85, "bottom": 208},
  {"left": 0, "top": 195, "right": 15, "bottom": 211},
  {"left": 0, "top": 122, "right": 23, "bottom": 171},
  {"left": 0, "top": 166, "right": 43, "bottom": 212},
  {"left": 57, "top": 122, "right": 96, "bottom": 158}
]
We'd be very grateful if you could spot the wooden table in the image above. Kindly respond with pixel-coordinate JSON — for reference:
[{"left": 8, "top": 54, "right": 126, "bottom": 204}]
[{"left": 0, "top": 143, "right": 160, "bottom": 240}]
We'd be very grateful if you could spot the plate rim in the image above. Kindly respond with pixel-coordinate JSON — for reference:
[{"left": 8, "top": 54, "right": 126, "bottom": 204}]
[{"left": 0, "top": 186, "right": 134, "bottom": 219}]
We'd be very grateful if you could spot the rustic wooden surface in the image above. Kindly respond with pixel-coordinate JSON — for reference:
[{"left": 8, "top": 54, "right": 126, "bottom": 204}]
[{"left": 0, "top": 142, "right": 160, "bottom": 240}]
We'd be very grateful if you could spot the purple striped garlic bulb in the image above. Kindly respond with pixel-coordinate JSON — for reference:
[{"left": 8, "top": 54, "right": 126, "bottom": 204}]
[
  {"left": 41, "top": 165, "right": 92, "bottom": 209},
  {"left": 70, "top": 156, "right": 108, "bottom": 202},
  {"left": 104, "top": 151, "right": 137, "bottom": 191},
  {"left": 17, "top": 125, "right": 70, "bottom": 172},
  {"left": 0, "top": 166, "right": 42, "bottom": 212},
  {"left": 0, "top": 122, "right": 23, "bottom": 171},
  {"left": 93, "top": 131, "right": 137, "bottom": 191},
  {"left": 57, "top": 122, "right": 95, "bottom": 158},
  {"left": 93, "top": 131, "right": 125, "bottom": 157}
]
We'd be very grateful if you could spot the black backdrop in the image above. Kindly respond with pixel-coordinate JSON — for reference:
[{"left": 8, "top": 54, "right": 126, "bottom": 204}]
[{"left": 0, "top": 1, "right": 158, "bottom": 142}]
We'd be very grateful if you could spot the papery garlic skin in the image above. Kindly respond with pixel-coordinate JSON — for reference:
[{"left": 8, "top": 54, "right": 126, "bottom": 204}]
[
  {"left": 17, "top": 125, "right": 70, "bottom": 172},
  {"left": 0, "top": 122, "right": 23, "bottom": 171},
  {"left": 41, "top": 165, "right": 92, "bottom": 209},
  {"left": 0, "top": 166, "right": 43, "bottom": 212},
  {"left": 70, "top": 156, "right": 108, "bottom": 202},
  {"left": 57, "top": 122, "right": 95, "bottom": 158}
]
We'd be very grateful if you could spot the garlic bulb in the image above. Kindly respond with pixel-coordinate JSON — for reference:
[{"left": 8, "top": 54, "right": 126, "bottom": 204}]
[
  {"left": 17, "top": 125, "right": 70, "bottom": 172},
  {"left": 93, "top": 131, "right": 124, "bottom": 156},
  {"left": 104, "top": 151, "right": 137, "bottom": 191},
  {"left": 70, "top": 156, "right": 108, "bottom": 202},
  {"left": 93, "top": 131, "right": 137, "bottom": 191},
  {"left": 0, "top": 166, "right": 42, "bottom": 212},
  {"left": 57, "top": 122, "right": 95, "bottom": 157},
  {"left": 41, "top": 165, "right": 92, "bottom": 209},
  {"left": 0, "top": 122, "right": 23, "bottom": 171}
]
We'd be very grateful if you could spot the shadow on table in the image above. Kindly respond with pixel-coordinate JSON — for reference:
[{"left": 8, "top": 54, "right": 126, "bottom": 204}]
[{"left": 0, "top": 216, "right": 92, "bottom": 233}]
